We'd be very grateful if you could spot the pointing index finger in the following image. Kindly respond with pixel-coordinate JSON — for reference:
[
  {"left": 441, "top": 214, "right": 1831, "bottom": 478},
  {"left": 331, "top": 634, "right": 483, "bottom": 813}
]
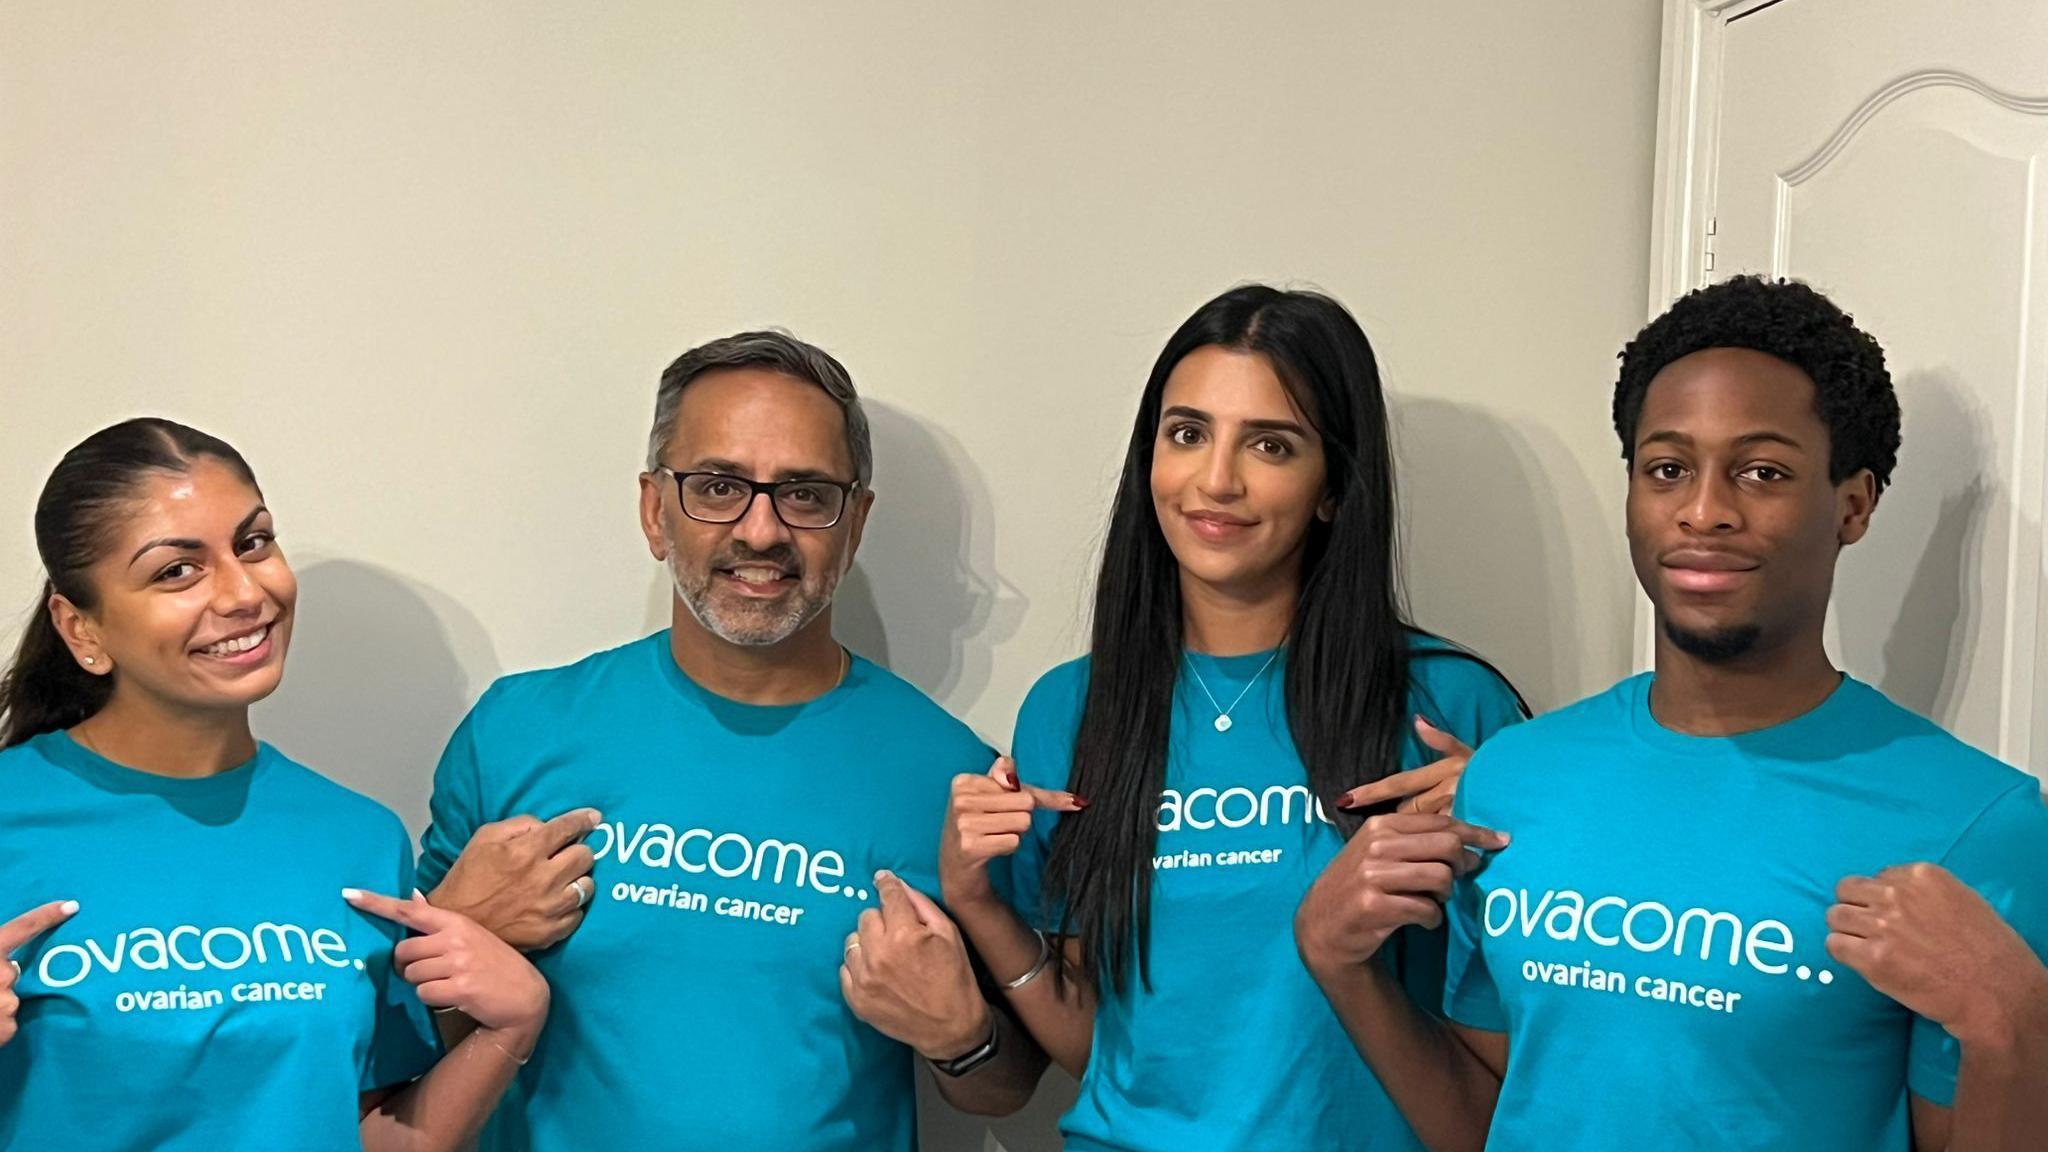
[
  {"left": 1444, "top": 818, "right": 1511, "bottom": 852},
  {"left": 539, "top": 807, "right": 604, "bottom": 853},
  {"left": 873, "top": 871, "right": 917, "bottom": 928},
  {"left": 1414, "top": 715, "right": 1475, "bottom": 759},
  {"left": 344, "top": 888, "right": 456, "bottom": 934},
  {"left": 1340, "top": 761, "right": 1457, "bottom": 809},
  {"left": 1024, "top": 784, "right": 1087, "bottom": 813},
  {"left": 988, "top": 756, "right": 1085, "bottom": 811},
  {"left": 0, "top": 900, "right": 79, "bottom": 956}
]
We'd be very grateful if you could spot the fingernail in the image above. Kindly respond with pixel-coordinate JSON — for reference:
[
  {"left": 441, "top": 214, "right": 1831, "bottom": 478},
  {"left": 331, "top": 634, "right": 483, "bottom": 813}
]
[
  {"left": 1072, "top": 796, "right": 1089, "bottom": 809},
  {"left": 586, "top": 808, "right": 604, "bottom": 824},
  {"left": 1003, "top": 770, "right": 1020, "bottom": 789},
  {"left": 1335, "top": 796, "right": 1360, "bottom": 810},
  {"left": 340, "top": 888, "right": 363, "bottom": 901},
  {"left": 59, "top": 900, "right": 80, "bottom": 915},
  {"left": 411, "top": 888, "right": 428, "bottom": 901},
  {"left": 874, "top": 869, "right": 894, "bottom": 885}
]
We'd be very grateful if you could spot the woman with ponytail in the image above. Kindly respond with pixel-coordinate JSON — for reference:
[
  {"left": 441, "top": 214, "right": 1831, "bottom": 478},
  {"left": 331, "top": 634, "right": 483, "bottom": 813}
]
[
  {"left": 0, "top": 418, "right": 545, "bottom": 1151},
  {"left": 937, "top": 286, "right": 1528, "bottom": 1150}
]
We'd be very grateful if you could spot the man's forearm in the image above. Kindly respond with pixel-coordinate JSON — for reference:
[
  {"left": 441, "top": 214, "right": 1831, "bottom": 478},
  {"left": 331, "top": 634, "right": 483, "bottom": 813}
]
[
  {"left": 927, "top": 1004, "right": 1048, "bottom": 1116},
  {"left": 1310, "top": 959, "right": 1501, "bottom": 1152}
]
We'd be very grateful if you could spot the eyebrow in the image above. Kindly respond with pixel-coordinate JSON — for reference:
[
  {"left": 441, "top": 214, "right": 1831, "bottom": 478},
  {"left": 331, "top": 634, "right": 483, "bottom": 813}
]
[
  {"left": 127, "top": 505, "right": 269, "bottom": 566},
  {"left": 1161, "top": 405, "right": 1310, "bottom": 437},
  {"left": 1638, "top": 430, "right": 1807, "bottom": 452},
  {"left": 687, "top": 460, "right": 840, "bottom": 483}
]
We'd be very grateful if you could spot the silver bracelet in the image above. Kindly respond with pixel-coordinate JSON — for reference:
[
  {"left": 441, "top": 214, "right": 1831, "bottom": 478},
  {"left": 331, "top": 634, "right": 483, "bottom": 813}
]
[
  {"left": 1003, "top": 929, "right": 1053, "bottom": 991},
  {"left": 486, "top": 1037, "right": 532, "bottom": 1067}
]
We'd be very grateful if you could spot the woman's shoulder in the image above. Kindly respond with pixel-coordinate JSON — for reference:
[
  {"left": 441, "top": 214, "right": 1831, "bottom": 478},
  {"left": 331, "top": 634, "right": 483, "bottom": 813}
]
[
  {"left": 1021, "top": 653, "right": 1093, "bottom": 715},
  {"left": 256, "top": 745, "right": 412, "bottom": 844},
  {"left": 1404, "top": 631, "right": 1522, "bottom": 707}
]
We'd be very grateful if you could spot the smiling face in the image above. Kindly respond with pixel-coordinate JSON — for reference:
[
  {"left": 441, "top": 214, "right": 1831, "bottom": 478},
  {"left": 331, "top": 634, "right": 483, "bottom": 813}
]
[
  {"left": 1148, "top": 346, "right": 1331, "bottom": 602},
  {"left": 52, "top": 459, "right": 296, "bottom": 715},
  {"left": 1626, "top": 346, "right": 1877, "bottom": 663},
  {"left": 639, "top": 367, "right": 871, "bottom": 649}
]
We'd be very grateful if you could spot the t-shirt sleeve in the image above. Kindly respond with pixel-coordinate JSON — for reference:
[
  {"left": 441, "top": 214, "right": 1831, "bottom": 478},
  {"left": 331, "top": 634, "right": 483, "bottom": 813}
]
[
  {"left": 1441, "top": 744, "right": 1510, "bottom": 1032},
  {"left": 1408, "top": 649, "right": 1527, "bottom": 755},
  {"left": 362, "top": 832, "right": 444, "bottom": 1092},
  {"left": 1908, "top": 779, "right": 2048, "bottom": 1105},
  {"left": 1006, "top": 671, "right": 1083, "bottom": 934},
  {"left": 415, "top": 704, "right": 489, "bottom": 894}
]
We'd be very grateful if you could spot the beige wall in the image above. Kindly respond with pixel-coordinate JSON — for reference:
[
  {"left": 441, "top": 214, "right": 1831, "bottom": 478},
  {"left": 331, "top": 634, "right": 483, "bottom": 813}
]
[{"left": 0, "top": 3, "right": 1659, "bottom": 1148}]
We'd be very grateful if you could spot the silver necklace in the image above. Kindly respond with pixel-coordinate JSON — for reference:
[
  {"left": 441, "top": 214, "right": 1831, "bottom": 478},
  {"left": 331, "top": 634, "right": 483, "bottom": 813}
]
[{"left": 1183, "top": 649, "right": 1280, "bottom": 733}]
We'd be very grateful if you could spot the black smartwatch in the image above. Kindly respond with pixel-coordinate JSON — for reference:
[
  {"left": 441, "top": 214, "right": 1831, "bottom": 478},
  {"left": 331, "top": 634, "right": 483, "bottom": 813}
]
[{"left": 926, "top": 1016, "right": 1000, "bottom": 1078}]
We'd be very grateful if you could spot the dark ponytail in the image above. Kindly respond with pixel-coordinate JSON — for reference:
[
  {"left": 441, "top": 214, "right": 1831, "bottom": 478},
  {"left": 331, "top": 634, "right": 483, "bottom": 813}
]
[{"left": 0, "top": 418, "right": 259, "bottom": 748}]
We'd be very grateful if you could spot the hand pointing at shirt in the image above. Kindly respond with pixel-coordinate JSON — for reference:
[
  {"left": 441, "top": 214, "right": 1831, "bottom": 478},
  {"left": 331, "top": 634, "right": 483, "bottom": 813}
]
[
  {"left": 0, "top": 900, "right": 78, "bottom": 1048},
  {"left": 344, "top": 888, "right": 550, "bottom": 1059},
  {"left": 1335, "top": 717, "right": 1474, "bottom": 816},
  {"left": 428, "top": 807, "right": 602, "bottom": 951},
  {"left": 1296, "top": 813, "right": 1508, "bottom": 975},
  {"left": 939, "top": 756, "right": 1083, "bottom": 908},
  {"left": 839, "top": 871, "right": 992, "bottom": 1062},
  {"left": 1827, "top": 863, "right": 2048, "bottom": 1045}
]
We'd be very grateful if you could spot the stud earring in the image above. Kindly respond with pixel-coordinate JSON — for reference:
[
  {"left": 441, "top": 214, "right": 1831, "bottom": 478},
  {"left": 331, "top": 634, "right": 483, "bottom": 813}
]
[{"left": 82, "top": 656, "right": 96, "bottom": 666}]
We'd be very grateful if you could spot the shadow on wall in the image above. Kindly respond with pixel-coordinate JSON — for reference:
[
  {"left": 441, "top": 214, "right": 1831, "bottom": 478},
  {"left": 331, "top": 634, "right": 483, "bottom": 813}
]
[
  {"left": 918, "top": 1063, "right": 1079, "bottom": 1152},
  {"left": 1834, "top": 370, "right": 1988, "bottom": 726},
  {"left": 253, "top": 558, "right": 501, "bottom": 837},
  {"left": 1392, "top": 395, "right": 1623, "bottom": 712},
  {"left": 835, "top": 400, "right": 1029, "bottom": 718}
]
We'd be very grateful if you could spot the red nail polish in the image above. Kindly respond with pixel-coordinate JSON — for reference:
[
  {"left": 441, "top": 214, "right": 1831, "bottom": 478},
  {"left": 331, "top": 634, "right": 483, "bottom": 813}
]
[{"left": 1072, "top": 796, "right": 1089, "bottom": 809}]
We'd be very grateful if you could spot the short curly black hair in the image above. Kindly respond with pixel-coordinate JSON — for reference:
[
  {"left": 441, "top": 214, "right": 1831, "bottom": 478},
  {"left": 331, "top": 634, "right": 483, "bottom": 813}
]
[{"left": 1614, "top": 275, "right": 1901, "bottom": 493}]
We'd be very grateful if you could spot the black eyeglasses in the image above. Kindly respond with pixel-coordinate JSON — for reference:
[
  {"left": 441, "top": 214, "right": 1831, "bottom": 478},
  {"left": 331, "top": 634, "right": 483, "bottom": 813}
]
[{"left": 657, "top": 469, "right": 861, "bottom": 530}]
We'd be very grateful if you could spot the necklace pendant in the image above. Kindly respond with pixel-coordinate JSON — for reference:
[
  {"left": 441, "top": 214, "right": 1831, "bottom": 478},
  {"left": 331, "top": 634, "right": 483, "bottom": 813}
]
[{"left": 1214, "top": 715, "right": 1233, "bottom": 733}]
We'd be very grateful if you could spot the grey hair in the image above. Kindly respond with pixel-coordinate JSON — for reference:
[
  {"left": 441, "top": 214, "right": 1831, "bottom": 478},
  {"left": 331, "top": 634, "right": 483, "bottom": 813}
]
[{"left": 646, "top": 330, "right": 874, "bottom": 486}]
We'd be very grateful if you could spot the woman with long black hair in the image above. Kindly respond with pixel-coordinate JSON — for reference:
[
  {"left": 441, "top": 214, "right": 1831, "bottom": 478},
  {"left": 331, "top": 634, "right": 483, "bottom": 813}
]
[
  {"left": 0, "top": 418, "right": 547, "bottom": 1150},
  {"left": 938, "top": 285, "right": 1526, "bottom": 1149}
]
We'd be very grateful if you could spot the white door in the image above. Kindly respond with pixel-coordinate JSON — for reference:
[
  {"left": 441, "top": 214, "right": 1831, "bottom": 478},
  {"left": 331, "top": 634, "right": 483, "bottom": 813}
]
[{"left": 1647, "top": 0, "right": 2048, "bottom": 778}]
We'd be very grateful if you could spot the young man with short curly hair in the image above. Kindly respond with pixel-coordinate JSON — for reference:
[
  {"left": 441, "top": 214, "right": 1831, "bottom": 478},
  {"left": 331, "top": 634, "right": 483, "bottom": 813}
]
[{"left": 1297, "top": 275, "right": 2048, "bottom": 1150}]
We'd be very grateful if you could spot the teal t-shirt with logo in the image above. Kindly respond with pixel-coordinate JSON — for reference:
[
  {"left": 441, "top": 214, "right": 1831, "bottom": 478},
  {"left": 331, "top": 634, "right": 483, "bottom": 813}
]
[
  {"left": 1007, "top": 636, "right": 1526, "bottom": 1152},
  {"left": 1445, "top": 673, "right": 2048, "bottom": 1150},
  {"left": 415, "top": 631, "right": 998, "bottom": 1152},
  {"left": 0, "top": 731, "right": 439, "bottom": 1151}
]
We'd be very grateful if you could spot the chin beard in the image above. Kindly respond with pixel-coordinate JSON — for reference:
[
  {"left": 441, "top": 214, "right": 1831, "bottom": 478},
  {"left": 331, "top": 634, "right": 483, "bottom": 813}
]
[
  {"left": 1663, "top": 619, "right": 1763, "bottom": 663},
  {"left": 667, "top": 550, "right": 834, "bottom": 647}
]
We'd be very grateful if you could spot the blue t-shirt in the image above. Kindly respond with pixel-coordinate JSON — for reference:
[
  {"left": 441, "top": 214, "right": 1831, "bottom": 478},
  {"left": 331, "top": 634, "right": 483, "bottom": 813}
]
[
  {"left": 1008, "top": 636, "right": 1526, "bottom": 1152},
  {"left": 1445, "top": 673, "right": 2048, "bottom": 1150},
  {"left": 0, "top": 730, "right": 439, "bottom": 1151},
  {"left": 416, "top": 631, "right": 997, "bottom": 1152}
]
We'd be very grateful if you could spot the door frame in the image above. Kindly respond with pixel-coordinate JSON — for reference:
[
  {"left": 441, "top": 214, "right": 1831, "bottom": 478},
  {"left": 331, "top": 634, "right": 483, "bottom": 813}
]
[{"left": 1637, "top": 0, "right": 1795, "bottom": 670}]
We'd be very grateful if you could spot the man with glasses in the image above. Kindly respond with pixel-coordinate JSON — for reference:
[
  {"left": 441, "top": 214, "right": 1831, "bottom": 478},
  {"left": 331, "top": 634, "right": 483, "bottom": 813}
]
[{"left": 416, "top": 331, "right": 1046, "bottom": 1150}]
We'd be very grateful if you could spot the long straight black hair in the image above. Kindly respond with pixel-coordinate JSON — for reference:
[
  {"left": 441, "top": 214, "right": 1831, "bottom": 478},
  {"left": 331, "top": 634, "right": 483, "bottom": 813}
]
[
  {"left": 1045, "top": 284, "right": 1422, "bottom": 995},
  {"left": 0, "top": 418, "right": 259, "bottom": 748}
]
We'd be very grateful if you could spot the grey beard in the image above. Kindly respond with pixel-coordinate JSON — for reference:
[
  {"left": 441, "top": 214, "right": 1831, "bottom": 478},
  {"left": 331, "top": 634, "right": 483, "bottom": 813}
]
[{"left": 667, "top": 551, "right": 834, "bottom": 647}]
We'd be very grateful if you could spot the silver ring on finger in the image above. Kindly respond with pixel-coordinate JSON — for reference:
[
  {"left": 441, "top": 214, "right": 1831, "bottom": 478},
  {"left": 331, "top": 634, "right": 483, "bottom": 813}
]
[
  {"left": 570, "top": 877, "right": 593, "bottom": 909},
  {"left": 843, "top": 933, "right": 862, "bottom": 957}
]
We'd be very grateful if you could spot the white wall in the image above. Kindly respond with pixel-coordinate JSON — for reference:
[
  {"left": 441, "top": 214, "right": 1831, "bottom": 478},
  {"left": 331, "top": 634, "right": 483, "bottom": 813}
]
[{"left": 0, "top": 4, "right": 1660, "bottom": 1148}]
